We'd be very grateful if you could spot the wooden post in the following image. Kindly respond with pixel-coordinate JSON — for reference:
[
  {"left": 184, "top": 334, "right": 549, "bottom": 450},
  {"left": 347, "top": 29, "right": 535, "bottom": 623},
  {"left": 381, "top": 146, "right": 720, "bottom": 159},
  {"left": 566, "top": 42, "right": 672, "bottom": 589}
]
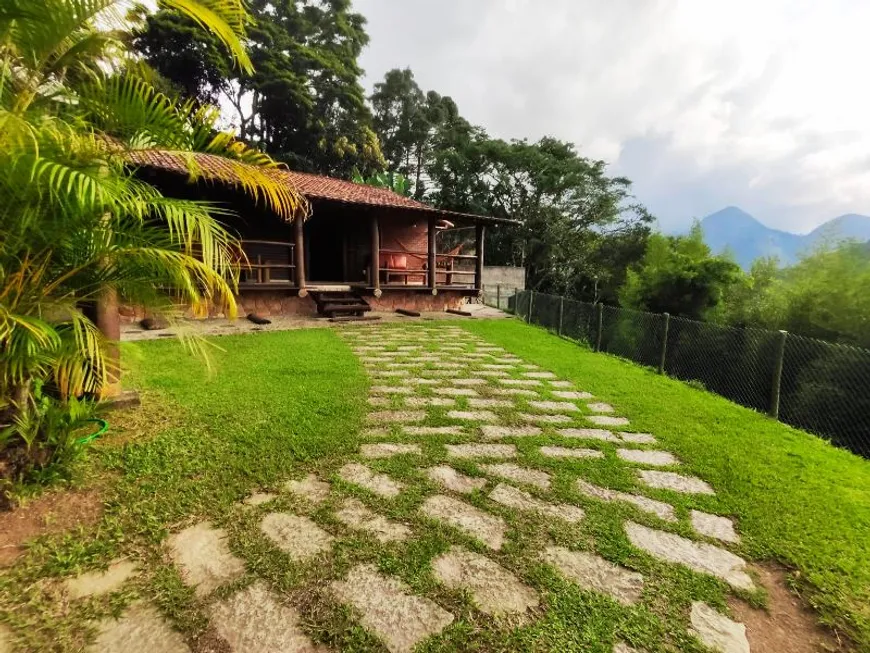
[
  {"left": 370, "top": 214, "right": 381, "bottom": 297},
  {"left": 558, "top": 295, "right": 564, "bottom": 336},
  {"left": 428, "top": 216, "right": 437, "bottom": 294},
  {"left": 475, "top": 222, "right": 485, "bottom": 292},
  {"left": 341, "top": 231, "right": 348, "bottom": 281},
  {"left": 658, "top": 312, "right": 670, "bottom": 374},
  {"left": 527, "top": 290, "right": 535, "bottom": 324},
  {"left": 95, "top": 286, "right": 121, "bottom": 398},
  {"left": 595, "top": 303, "right": 604, "bottom": 352},
  {"left": 294, "top": 216, "right": 307, "bottom": 296},
  {"left": 496, "top": 285, "right": 501, "bottom": 310},
  {"left": 769, "top": 330, "right": 788, "bottom": 419}
]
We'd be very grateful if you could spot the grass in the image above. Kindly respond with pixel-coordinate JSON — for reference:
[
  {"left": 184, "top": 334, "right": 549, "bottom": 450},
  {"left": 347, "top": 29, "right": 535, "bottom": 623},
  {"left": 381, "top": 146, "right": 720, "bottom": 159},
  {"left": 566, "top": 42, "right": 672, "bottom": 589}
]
[
  {"left": 0, "top": 319, "right": 867, "bottom": 652},
  {"left": 463, "top": 318, "right": 870, "bottom": 648}
]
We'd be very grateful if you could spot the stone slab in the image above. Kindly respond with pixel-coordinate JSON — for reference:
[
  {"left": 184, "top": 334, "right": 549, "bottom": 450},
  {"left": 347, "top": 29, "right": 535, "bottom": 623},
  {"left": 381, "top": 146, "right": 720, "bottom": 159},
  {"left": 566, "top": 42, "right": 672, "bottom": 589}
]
[
  {"left": 489, "top": 484, "right": 585, "bottom": 523},
  {"left": 210, "top": 581, "right": 327, "bottom": 652},
  {"left": 243, "top": 492, "right": 277, "bottom": 507},
  {"left": 421, "top": 495, "right": 507, "bottom": 550},
  {"left": 284, "top": 474, "right": 331, "bottom": 503},
  {"left": 528, "top": 401, "right": 579, "bottom": 412},
  {"left": 490, "top": 388, "right": 540, "bottom": 397},
  {"left": 587, "top": 402, "right": 615, "bottom": 413},
  {"left": 553, "top": 391, "right": 594, "bottom": 400},
  {"left": 624, "top": 522, "right": 753, "bottom": 590},
  {"left": 587, "top": 415, "right": 630, "bottom": 426},
  {"left": 66, "top": 560, "right": 139, "bottom": 599},
  {"left": 617, "top": 449, "right": 680, "bottom": 467},
  {"left": 468, "top": 398, "right": 514, "bottom": 408},
  {"left": 540, "top": 446, "right": 604, "bottom": 459},
  {"left": 618, "top": 432, "right": 658, "bottom": 445},
  {"left": 402, "top": 398, "right": 455, "bottom": 410},
  {"left": 432, "top": 547, "right": 539, "bottom": 617},
  {"left": 447, "top": 410, "right": 498, "bottom": 422},
  {"left": 542, "top": 546, "right": 644, "bottom": 605},
  {"left": 331, "top": 564, "right": 454, "bottom": 653},
  {"left": 689, "top": 602, "right": 750, "bottom": 653},
  {"left": 167, "top": 522, "right": 245, "bottom": 597},
  {"left": 260, "top": 513, "right": 334, "bottom": 561},
  {"left": 453, "top": 378, "right": 488, "bottom": 386},
  {"left": 360, "top": 443, "right": 422, "bottom": 459},
  {"left": 367, "top": 411, "right": 426, "bottom": 423},
  {"left": 87, "top": 603, "right": 189, "bottom": 653},
  {"left": 637, "top": 470, "right": 715, "bottom": 495},
  {"left": 336, "top": 498, "right": 411, "bottom": 543},
  {"left": 576, "top": 479, "right": 676, "bottom": 522},
  {"left": 548, "top": 380, "right": 573, "bottom": 388},
  {"left": 690, "top": 510, "right": 741, "bottom": 544},
  {"left": 481, "top": 463, "right": 551, "bottom": 490},
  {"left": 499, "top": 379, "right": 543, "bottom": 387},
  {"left": 446, "top": 443, "right": 517, "bottom": 459},
  {"left": 403, "top": 426, "right": 465, "bottom": 436},
  {"left": 557, "top": 428, "right": 619, "bottom": 442},
  {"left": 478, "top": 370, "right": 510, "bottom": 377},
  {"left": 434, "top": 387, "right": 478, "bottom": 396},
  {"left": 426, "top": 466, "right": 487, "bottom": 494},
  {"left": 523, "top": 372, "right": 556, "bottom": 379},
  {"left": 519, "top": 413, "right": 573, "bottom": 424},
  {"left": 481, "top": 425, "right": 542, "bottom": 439},
  {"left": 338, "top": 463, "right": 403, "bottom": 498},
  {"left": 367, "top": 397, "right": 390, "bottom": 407}
]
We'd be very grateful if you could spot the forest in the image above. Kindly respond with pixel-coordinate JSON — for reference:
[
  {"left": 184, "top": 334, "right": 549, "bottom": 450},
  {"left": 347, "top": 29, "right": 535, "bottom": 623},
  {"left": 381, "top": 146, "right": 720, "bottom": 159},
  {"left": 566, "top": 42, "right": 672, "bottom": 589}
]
[{"left": 134, "top": 0, "right": 870, "bottom": 350}]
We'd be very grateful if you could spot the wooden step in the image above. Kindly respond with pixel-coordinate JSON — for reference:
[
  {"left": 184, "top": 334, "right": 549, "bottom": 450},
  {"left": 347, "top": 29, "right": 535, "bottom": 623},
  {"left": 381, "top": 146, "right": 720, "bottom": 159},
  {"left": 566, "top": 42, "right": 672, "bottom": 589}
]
[
  {"left": 329, "top": 315, "right": 382, "bottom": 323},
  {"left": 324, "top": 305, "right": 372, "bottom": 317}
]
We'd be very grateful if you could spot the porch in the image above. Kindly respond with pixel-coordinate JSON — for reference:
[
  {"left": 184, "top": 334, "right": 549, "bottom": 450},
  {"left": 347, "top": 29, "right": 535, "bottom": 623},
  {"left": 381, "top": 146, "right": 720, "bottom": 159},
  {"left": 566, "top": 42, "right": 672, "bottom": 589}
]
[{"left": 235, "top": 207, "right": 487, "bottom": 298}]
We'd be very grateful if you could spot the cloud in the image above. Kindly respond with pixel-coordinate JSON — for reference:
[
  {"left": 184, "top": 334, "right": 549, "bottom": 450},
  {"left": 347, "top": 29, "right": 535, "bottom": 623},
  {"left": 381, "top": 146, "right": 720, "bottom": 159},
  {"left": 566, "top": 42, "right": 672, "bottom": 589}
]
[{"left": 354, "top": 0, "right": 870, "bottom": 232}]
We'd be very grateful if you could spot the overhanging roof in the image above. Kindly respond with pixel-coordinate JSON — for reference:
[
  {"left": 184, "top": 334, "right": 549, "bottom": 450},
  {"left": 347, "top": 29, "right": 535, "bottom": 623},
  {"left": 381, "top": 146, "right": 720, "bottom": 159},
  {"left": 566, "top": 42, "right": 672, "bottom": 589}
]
[{"left": 127, "top": 149, "right": 519, "bottom": 225}]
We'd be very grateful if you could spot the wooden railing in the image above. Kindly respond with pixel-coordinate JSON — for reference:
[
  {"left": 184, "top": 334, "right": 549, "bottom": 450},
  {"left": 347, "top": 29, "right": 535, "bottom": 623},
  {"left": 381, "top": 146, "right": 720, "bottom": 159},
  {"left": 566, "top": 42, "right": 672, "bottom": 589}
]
[
  {"left": 378, "top": 248, "right": 478, "bottom": 288},
  {"left": 238, "top": 240, "right": 296, "bottom": 287}
]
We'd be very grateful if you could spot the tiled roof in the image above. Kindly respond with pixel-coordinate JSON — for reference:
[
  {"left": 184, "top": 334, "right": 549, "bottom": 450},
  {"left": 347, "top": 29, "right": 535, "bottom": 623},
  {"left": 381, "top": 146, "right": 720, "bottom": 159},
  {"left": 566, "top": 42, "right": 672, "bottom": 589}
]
[{"left": 127, "top": 149, "right": 511, "bottom": 223}]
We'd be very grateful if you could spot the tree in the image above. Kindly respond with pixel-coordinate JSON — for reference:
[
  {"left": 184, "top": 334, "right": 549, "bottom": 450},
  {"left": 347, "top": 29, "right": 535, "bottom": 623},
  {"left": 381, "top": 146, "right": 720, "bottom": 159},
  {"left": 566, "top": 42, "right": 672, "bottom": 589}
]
[
  {"left": 620, "top": 224, "right": 742, "bottom": 319},
  {"left": 369, "top": 68, "right": 457, "bottom": 198},
  {"left": 1, "top": 0, "right": 304, "bottom": 483},
  {"left": 133, "top": 0, "right": 385, "bottom": 177}
]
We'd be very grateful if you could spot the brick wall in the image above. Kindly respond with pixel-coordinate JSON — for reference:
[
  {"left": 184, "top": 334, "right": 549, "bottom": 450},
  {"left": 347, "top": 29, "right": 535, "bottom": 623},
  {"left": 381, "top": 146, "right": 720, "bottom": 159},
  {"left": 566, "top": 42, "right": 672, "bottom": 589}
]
[{"left": 379, "top": 214, "right": 428, "bottom": 270}]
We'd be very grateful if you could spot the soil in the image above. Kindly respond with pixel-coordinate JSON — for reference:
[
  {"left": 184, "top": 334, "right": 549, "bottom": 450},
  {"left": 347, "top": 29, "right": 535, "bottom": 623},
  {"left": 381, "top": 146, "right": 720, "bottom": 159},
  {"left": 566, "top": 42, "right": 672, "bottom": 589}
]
[
  {"left": 729, "top": 563, "right": 853, "bottom": 652},
  {"left": 0, "top": 488, "right": 103, "bottom": 566},
  {"left": 191, "top": 627, "right": 232, "bottom": 653}
]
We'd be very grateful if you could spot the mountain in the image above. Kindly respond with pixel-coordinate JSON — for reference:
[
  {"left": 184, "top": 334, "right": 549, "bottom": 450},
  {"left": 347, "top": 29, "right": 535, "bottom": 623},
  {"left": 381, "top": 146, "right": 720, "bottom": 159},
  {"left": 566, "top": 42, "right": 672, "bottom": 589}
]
[{"left": 698, "top": 207, "right": 870, "bottom": 269}]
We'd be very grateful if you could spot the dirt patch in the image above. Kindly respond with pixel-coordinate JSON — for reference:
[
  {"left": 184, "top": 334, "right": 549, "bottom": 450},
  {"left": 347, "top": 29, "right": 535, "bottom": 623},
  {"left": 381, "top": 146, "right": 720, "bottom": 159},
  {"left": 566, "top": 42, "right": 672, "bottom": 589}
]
[
  {"left": 190, "top": 626, "right": 232, "bottom": 653},
  {"left": 0, "top": 488, "right": 103, "bottom": 566},
  {"left": 728, "top": 564, "right": 852, "bottom": 653}
]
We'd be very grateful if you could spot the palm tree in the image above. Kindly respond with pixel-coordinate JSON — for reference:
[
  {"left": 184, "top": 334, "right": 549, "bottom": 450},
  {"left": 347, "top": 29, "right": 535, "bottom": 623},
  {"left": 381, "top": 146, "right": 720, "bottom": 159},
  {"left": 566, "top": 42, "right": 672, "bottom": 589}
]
[{"left": 0, "top": 0, "right": 306, "bottom": 478}]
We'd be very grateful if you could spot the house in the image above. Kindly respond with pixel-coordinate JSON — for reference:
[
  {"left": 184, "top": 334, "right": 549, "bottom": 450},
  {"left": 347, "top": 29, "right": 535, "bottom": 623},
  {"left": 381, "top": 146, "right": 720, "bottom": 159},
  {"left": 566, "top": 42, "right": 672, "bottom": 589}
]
[{"left": 127, "top": 150, "right": 516, "bottom": 319}]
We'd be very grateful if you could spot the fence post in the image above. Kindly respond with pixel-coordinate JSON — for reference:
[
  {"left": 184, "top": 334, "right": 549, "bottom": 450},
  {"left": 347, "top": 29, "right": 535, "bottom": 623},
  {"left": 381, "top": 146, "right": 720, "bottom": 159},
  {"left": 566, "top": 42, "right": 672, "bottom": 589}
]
[
  {"left": 658, "top": 312, "right": 670, "bottom": 374},
  {"left": 496, "top": 285, "right": 501, "bottom": 310},
  {"left": 558, "top": 295, "right": 564, "bottom": 336},
  {"left": 527, "top": 290, "right": 535, "bottom": 324},
  {"left": 595, "top": 303, "right": 603, "bottom": 352},
  {"left": 769, "top": 330, "right": 788, "bottom": 419}
]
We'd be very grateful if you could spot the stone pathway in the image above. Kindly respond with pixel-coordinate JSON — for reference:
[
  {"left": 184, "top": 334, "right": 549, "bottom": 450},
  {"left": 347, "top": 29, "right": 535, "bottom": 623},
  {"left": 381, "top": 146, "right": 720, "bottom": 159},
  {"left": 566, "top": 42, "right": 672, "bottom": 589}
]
[{"left": 68, "top": 323, "right": 755, "bottom": 652}]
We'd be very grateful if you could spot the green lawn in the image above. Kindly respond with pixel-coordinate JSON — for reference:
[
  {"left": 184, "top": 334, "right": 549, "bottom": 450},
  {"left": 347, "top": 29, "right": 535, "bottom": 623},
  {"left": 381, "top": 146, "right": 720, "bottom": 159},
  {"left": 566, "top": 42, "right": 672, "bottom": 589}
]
[
  {"left": 0, "top": 320, "right": 867, "bottom": 652},
  {"left": 463, "top": 319, "right": 870, "bottom": 647}
]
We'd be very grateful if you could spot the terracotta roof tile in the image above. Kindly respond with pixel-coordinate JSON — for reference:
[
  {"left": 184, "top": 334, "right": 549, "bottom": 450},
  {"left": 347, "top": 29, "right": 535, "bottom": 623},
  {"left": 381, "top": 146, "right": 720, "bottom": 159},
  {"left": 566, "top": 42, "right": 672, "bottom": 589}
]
[{"left": 126, "top": 149, "right": 513, "bottom": 223}]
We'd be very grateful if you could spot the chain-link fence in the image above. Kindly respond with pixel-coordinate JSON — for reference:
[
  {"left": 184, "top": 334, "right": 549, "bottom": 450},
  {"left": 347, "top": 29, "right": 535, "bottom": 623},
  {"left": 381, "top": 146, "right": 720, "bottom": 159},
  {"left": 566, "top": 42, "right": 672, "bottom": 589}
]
[{"left": 482, "top": 286, "right": 870, "bottom": 458}]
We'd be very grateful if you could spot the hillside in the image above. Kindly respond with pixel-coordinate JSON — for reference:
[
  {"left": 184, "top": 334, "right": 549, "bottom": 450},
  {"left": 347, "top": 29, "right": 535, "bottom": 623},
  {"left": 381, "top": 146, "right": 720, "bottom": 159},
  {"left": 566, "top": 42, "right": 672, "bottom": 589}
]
[{"left": 699, "top": 207, "right": 870, "bottom": 268}]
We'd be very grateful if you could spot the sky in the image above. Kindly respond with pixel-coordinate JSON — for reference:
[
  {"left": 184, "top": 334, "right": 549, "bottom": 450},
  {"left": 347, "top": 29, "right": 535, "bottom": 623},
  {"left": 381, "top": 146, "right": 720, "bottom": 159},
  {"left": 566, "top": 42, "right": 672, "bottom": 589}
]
[{"left": 353, "top": 0, "right": 870, "bottom": 234}]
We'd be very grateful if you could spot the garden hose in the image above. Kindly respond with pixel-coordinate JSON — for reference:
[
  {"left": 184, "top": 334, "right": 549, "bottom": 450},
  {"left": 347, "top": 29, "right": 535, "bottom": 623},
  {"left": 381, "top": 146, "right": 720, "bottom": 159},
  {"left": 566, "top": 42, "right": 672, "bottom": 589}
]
[{"left": 77, "top": 418, "right": 109, "bottom": 444}]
